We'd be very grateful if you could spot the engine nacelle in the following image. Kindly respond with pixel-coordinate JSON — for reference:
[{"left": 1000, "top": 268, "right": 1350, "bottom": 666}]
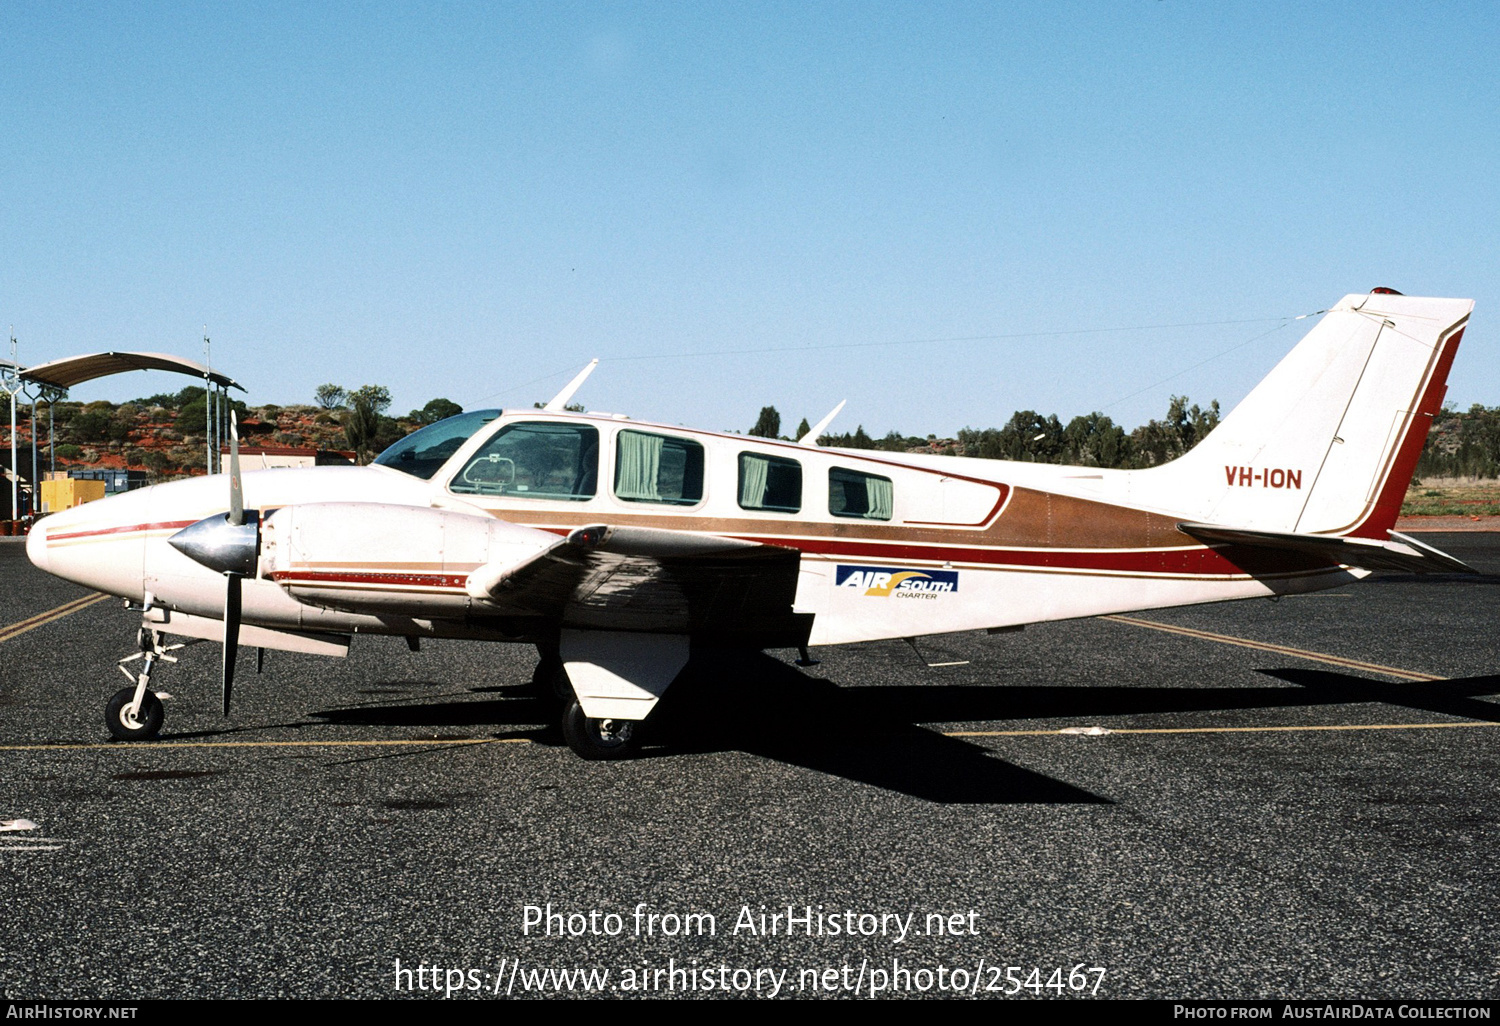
[{"left": 261, "top": 502, "right": 558, "bottom": 616}]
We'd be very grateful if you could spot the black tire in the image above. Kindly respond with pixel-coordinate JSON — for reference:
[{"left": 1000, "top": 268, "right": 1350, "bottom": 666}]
[
  {"left": 560, "top": 700, "right": 640, "bottom": 761},
  {"left": 105, "top": 687, "right": 164, "bottom": 741}
]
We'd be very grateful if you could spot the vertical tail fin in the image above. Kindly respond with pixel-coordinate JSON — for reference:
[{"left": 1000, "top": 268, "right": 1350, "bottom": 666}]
[{"left": 1140, "top": 292, "right": 1472, "bottom": 537}]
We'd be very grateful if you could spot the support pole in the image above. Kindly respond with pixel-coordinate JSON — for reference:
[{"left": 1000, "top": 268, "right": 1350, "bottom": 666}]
[
  {"left": 7, "top": 329, "right": 17, "bottom": 522},
  {"left": 7, "top": 383, "right": 15, "bottom": 522},
  {"left": 203, "top": 329, "right": 213, "bottom": 475},
  {"left": 27, "top": 387, "right": 37, "bottom": 516}
]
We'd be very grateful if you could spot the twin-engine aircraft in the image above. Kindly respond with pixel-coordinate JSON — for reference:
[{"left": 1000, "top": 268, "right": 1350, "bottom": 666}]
[{"left": 26, "top": 291, "right": 1476, "bottom": 759}]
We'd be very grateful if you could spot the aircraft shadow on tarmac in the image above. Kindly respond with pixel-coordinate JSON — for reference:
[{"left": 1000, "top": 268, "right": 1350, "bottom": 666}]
[
  {"left": 1365, "top": 572, "right": 1500, "bottom": 586},
  {"left": 288, "top": 653, "right": 1500, "bottom": 805},
  {"left": 304, "top": 659, "right": 1109, "bottom": 806},
  {"left": 1257, "top": 668, "right": 1500, "bottom": 722}
]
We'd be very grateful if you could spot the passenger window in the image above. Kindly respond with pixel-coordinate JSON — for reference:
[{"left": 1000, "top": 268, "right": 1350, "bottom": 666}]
[
  {"left": 738, "top": 452, "right": 802, "bottom": 513},
  {"left": 829, "top": 467, "right": 893, "bottom": 520},
  {"left": 449, "top": 422, "right": 598, "bottom": 500},
  {"left": 614, "top": 430, "right": 704, "bottom": 506}
]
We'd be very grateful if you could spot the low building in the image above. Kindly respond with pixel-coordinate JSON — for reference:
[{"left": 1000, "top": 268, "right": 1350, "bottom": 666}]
[
  {"left": 66, "top": 468, "right": 149, "bottom": 495},
  {"left": 218, "top": 445, "right": 357, "bottom": 469}
]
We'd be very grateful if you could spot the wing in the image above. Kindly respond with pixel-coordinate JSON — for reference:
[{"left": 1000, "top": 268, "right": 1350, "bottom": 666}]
[{"left": 469, "top": 524, "right": 813, "bottom": 649}]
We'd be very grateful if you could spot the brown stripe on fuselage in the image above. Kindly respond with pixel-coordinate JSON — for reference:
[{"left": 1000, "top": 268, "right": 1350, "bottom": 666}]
[{"left": 985, "top": 488, "right": 1182, "bottom": 549}]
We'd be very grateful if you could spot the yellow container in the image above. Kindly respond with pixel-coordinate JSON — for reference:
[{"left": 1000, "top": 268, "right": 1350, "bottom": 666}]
[{"left": 40, "top": 478, "right": 107, "bottom": 513}]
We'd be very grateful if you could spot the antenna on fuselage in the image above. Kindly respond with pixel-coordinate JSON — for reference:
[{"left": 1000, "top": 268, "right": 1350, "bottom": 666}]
[
  {"left": 544, "top": 359, "right": 599, "bottom": 411},
  {"left": 798, "top": 399, "right": 846, "bottom": 445}
]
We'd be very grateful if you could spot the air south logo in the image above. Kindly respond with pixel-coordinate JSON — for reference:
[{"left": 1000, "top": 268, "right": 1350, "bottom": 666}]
[{"left": 836, "top": 566, "right": 958, "bottom": 599}]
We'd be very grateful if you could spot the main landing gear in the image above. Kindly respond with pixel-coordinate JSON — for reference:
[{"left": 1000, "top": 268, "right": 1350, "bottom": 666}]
[
  {"left": 560, "top": 700, "right": 639, "bottom": 761},
  {"left": 107, "top": 625, "right": 181, "bottom": 741},
  {"left": 533, "top": 643, "right": 643, "bottom": 761}
]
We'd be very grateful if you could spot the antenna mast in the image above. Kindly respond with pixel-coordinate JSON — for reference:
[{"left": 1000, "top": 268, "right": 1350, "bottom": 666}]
[{"left": 203, "top": 328, "right": 214, "bottom": 475}]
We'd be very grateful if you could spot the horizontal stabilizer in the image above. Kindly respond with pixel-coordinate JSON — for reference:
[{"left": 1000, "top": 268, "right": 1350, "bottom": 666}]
[{"left": 1178, "top": 522, "right": 1477, "bottom": 575}]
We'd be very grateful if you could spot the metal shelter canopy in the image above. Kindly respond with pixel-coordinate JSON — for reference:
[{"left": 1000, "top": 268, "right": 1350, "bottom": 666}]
[{"left": 20, "top": 351, "right": 245, "bottom": 392}]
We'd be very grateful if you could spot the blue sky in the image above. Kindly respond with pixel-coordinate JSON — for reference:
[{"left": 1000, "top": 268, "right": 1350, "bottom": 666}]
[{"left": 3, "top": 2, "right": 1496, "bottom": 437}]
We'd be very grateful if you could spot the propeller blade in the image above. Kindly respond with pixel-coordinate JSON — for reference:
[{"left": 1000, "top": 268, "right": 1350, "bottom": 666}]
[
  {"left": 223, "top": 573, "right": 242, "bottom": 716},
  {"left": 228, "top": 412, "right": 244, "bottom": 527}
]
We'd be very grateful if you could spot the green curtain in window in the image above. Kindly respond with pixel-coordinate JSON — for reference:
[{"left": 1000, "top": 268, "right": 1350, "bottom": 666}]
[
  {"left": 866, "top": 475, "right": 893, "bottom": 520},
  {"left": 616, "top": 431, "right": 663, "bottom": 501},
  {"left": 739, "top": 455, "right": 769, "bottom": 508}
]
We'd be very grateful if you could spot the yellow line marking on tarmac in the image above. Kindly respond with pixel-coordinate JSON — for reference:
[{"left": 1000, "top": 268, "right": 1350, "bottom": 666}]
[
  {"left": 947, "top": 721, "right": 1500, "bottom": 737},
  {"left": 0, "top": 593, "right": 110, "bottom": 644},
  {"left": 0, "top": 738, "right": 531, "bottom": 752},
  {"left": 1100, "top": 614, "right": 1442, "bottom": 682}
]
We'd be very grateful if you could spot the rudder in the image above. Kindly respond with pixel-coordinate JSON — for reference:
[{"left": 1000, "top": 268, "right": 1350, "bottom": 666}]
[{"left": 1140, "top": 291, "right": 1472, "bottom": 537}]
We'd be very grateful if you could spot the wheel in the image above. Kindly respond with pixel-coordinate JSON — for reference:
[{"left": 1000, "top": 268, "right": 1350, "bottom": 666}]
[
  {"left": 105, "top": 687, "right": 164, "bottom": 741},
  {"left": 561, "top": 700, "right": 641, "bottom": 761}
]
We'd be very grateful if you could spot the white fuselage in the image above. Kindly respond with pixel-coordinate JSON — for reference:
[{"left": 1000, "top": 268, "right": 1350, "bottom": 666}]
[{"left": 26, "top": 411, "right": 1359, "bottom": 649}]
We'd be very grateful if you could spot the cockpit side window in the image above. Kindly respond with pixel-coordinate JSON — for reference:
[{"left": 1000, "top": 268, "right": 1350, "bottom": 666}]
[
  {"left": 373, "top": 409, "right": 500, "bottom": 480},
  {"left": 449, "top": 422, "right": 599, "bottom": 500}
]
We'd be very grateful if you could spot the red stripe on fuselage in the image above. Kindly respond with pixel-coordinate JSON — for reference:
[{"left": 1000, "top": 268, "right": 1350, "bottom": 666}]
[
  {"left": 270, "top": 570, "right": 471, "bottom": 589},
  {"left": 46, "top": 519, "right": 201, "bottom": 542}
]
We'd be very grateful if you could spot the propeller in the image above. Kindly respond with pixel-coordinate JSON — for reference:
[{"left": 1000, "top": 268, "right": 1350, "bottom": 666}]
[
  {"left": 167, "top": 412, "right": 257, "bottom": 717},
  {"left": 222, "top": 413, "right": 245, "bottom": 716},
  {"left": 223, "top": 571, "right": 241, "bottom": 715}
]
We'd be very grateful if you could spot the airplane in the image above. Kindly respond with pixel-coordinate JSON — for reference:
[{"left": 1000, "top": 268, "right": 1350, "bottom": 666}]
[{"left": 23, "top": 289, "right": 1477, "bottom": 760}]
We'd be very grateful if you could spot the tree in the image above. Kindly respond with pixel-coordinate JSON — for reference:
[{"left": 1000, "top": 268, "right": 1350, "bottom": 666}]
[
  {"left": 66, "top": 409, "right": 115, "bottom": 444},
  {"left": 1417, "top": 404, "right": 1500, "bottom": 478},
  {"left": 820, "top": 425, "right": 876, "bottom": 449},
  {"left": 344, "top": 395, "right": 382, "bottom": 464},
  {"left": 795, "top": 417, "right": 811, "bottom": 440},
  {"left": 178, "top": 397, "right": 208, "bottom": 432},
  {"left": 1062, "top": 412, "right": 1129, "bottom": 468},
  {"left": 748, "top": 406, "right": 781, "bottom": 438},
  {"left": 1128, "top": 395, "right": 1220, "bottom": 467},
  {"left": 343, "top": 384, "right": 392, "bottom": 463},
  {"left": 411, "top": 397, "right": 463, "bottom": 425},
  {"left": 315, "top": 384, "right": 348, "bottom": 410},
  {"left": 348, "top": 384, "right": 392, "bottom": 415}
]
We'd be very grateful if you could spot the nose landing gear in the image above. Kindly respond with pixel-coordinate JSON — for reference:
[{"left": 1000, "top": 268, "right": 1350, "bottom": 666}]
[
  {"left": 108, "top": 624, "right": 182, "bottom": 742},
  {"left": 105, "top": 685, "right": 164, "bottom": 741}
]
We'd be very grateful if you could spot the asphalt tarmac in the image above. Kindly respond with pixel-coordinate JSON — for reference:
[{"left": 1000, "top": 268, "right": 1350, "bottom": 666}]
[{"left": 2, "top": 534, "right": 1498, "bottom": 1001}]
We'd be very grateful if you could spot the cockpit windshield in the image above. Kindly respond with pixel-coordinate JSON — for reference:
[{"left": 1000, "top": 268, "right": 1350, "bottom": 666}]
[{"left": 372, "top": 409, "right": 501, "bottom": 480}]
